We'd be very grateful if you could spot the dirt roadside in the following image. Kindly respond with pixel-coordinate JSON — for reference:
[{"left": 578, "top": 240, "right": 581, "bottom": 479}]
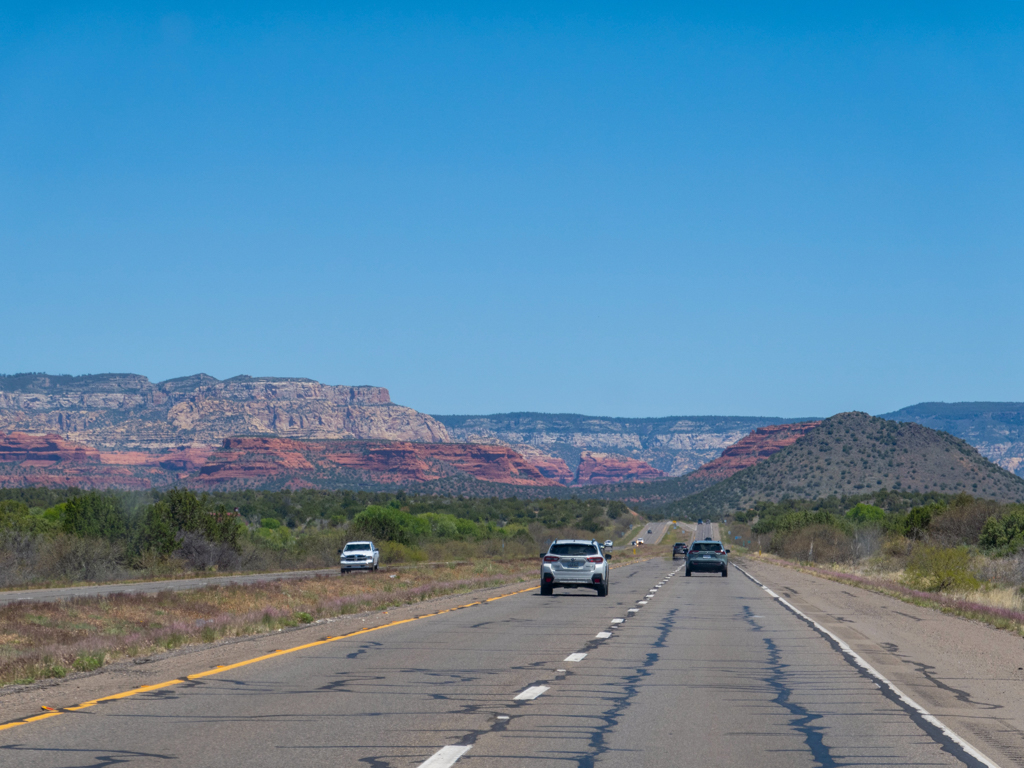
[{"left": 739, "top": 557, "right": 1024, "bottom": 767}]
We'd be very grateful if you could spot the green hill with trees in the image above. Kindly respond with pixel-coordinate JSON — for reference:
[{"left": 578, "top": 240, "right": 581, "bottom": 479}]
[{"left": 656, "top": 412, "right": 1024, "bottom": 520}]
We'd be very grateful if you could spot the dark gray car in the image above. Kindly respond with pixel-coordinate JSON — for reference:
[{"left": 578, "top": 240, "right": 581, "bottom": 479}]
[{"left": 685, "top": 540, "right": 729, "bottom": 577}]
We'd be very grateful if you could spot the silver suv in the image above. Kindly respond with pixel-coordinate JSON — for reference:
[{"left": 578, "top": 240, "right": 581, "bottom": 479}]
[{"left": 540, "top": 539, "right": 610, "bottom": 596}]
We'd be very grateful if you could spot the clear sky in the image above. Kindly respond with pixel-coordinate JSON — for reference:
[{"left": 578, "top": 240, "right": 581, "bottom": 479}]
[{"left": 2, "top": 3, "right": 1022, "bottom": 418}]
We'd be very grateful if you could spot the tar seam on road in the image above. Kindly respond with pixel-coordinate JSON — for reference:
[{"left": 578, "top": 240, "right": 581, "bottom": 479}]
[
  {"left": 734, "top": 563, "right": 1002, "bottom": 768},
  {"left": 0, "top": 558, "right": 655, "bottom": 736}
]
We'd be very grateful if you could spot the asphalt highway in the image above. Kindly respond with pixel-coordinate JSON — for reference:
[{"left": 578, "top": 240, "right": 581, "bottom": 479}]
[{"left": 0, "top": 555, "right": 998, "bottom": 767}]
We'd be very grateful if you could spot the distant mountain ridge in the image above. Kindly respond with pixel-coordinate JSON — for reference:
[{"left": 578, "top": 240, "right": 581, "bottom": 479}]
[
  {"left": 664, "top": 411, "right": 1024, "bottom": 518},
  {"left": 881, "top": 401, "right": 1024, "bottom": 477},
  {"left": 433, "top": 412, "right": 814, "bottom": 478}
]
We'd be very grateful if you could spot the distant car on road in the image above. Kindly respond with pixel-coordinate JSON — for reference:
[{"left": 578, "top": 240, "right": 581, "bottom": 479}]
[
  {"left": 647, "top": 528, "right": 652, "bottom": 534},
  {"left": 541, "top": 539, "right": 609, "bottom": 597},
  {"left": 603, "top": 539, "right": 614, "bottom": 550},
  {"left": 340, "top": 541, "right": 379, "bottom": 573},
  {"left": 672, "top": 542, "right": 688, "bottom": 560},
  {"left": 685, "top": 540, "right": 729, "bottom": 577}
]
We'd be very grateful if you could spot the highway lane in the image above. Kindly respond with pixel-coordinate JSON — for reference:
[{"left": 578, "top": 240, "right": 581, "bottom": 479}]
[{"left": 0, "top": 557, "right": 997, "bottom": 767}]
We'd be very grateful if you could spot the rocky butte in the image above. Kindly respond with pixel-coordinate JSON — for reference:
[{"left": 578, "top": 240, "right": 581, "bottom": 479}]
[{"left": 0, "top": 373, "right": 450, "bottom": 450}]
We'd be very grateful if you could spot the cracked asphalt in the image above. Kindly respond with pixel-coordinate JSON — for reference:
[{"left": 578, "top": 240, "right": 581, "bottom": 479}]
[{"left": 0, "top": 554, "right": 1009, "bottom": 767}]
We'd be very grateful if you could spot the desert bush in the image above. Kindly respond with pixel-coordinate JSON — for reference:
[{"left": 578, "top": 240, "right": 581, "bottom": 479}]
[
  {"left": 928, "top": 496, "right": 1001, "bottom": 547},
  {"left": 903, "top": 544, "right": 980, "bottom": 592},
  {"left": 36, "top": 534, "right": 130, "bottom": 583},
  {"left": 173, "top": 531, "right": 242, "bottom": 571},
  {"left": 772, "top": 524, "right": 856, "bottom": 563},
  {"left": 974, "top": 552, "right": 1024, "bottom": 587}
]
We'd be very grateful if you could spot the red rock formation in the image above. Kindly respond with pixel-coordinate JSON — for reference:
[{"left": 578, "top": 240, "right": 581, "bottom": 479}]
[
  {"left": 0, "top": 432, "right": 179, "bottom": 489},
  {"left": 513, "top": 445, "right": 574, "bottom": 485},
  {"left": 196, "top": 438, "right": 562, "bottom": 487},
  {"left": 574, "top": 451, "right": 665, "bottom": 485},
  {"left": 688, "top": 421, "right": 822, "bottom": 483}
]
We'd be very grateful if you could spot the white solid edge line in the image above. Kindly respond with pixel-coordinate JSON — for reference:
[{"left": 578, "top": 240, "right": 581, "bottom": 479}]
[
  {"left": 595, "top": 631, "right": 612, "bottom": 639},
  {"left": 418, "top": 744, "right": 472, "bottom": 768},
  {"left": 514, "top": 685, "right": 550, "bottom": 701},
  {"left": 734, "top": 564, "right": 1001, "bottom": 768},
  {"left": 564, "top": 652, "right": 587, "bottom": 662}
]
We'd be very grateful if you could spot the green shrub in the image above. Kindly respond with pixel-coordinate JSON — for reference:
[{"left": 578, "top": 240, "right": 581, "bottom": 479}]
[
  {"left": 846, "top": 503, "right": 886, "bottom": 525},
  {"left": 377, "top": 541, "right": 427, "bottom": 563},
  {"left": 903, "top": 545, "right": 980, "bottom": 592},
  {"left": 352, "top": 505, "right": 416, "bottom": 544},
  {"left": 979, "top": 508, "right": 1024, "bottom": 553}
]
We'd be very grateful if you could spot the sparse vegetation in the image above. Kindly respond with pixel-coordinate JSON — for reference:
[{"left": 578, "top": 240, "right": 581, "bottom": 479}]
[{"left": 0, "top": 488, "right": 636, "bottom": 589}]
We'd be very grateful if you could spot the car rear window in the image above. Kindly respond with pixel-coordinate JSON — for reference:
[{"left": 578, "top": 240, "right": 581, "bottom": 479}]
[
  {"left": 550, "top": 544, "right": 599, "bottom": 556},
  {"left": 690, "top": 542, "right": 722, "bottom": 552}
]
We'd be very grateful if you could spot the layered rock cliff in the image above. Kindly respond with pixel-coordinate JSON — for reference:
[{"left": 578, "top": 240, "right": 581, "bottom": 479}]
[
  {"left": 433, "top": 412, "right": 810, "bottom": 477},
  {"left": 574, "top": 451, "right": 664, "bottom": 485},
  {"left": 0, "top": 373, "right": 450, "bottom": 450},
  {"left": 0, "top": 431, "right": 560, "bottom": 490},
  {"left": 685, "top": 421, "right": 822, "bottom": 485}
]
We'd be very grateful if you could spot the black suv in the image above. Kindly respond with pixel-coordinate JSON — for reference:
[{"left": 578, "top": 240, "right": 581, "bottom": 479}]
[{"left": 672, "top": 542, "right": 688, "bottom": 559}]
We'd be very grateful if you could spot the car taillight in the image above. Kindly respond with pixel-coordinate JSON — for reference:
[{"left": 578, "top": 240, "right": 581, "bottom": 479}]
[
  {"left": 543, "top": 555, "right": 560, "bottom": 562},
  {"left": 587, "top": 556, "right": 604, "bottom": 563}
]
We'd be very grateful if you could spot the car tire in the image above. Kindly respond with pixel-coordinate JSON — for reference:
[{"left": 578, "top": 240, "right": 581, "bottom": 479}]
[
  {"left": 340, "top": 568, "right": 348, "bottom": 575},
  {"left": 685, "top": 568, "right": 691, "bottom": 577},
  {"left": 373, "top": 563, "right": 378, "bottom": 572},
  {"left": 596, "top": 582, "right": 608, "bottom": 597},
  {"left": 721, "top": 567, "right": 728, "bottom": 577},
  {"left": 541, "top": 583, "right": 553, "bottom": 596}
]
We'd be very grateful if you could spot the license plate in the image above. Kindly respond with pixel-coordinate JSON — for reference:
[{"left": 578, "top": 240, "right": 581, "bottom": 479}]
[{"left": 702, "top": 555, "right": 711, "bottom": 559}]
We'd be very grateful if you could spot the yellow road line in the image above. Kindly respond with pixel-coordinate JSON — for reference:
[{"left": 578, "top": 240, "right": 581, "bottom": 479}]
[
  {"left": 1, "top": 558, "right": 653, "bottom": 734},
  {"left": 0, "top": 583, "right": 539, "bottom": 733}
]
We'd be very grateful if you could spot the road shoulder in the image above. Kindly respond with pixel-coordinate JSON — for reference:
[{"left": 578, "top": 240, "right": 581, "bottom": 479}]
[{"left": 739, "top": 557, "right": 1024, "bottom": 767}]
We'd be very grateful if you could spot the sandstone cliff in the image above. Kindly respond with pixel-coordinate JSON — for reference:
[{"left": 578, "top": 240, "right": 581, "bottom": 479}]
[
  {"left": 0, "top": 373, "right": 450, "bottom": 450},
  {"left": 574, "top": 451, "right": 664, "bottom": 485},
  {"left": 0, "top": 431, "right": 560, "bottom": 491},
  {"left": 433, "top": 413, "right": 809, "bottom": 477},
  {"left": 685, "top": 422, "right": 821, "bottom": 485}
]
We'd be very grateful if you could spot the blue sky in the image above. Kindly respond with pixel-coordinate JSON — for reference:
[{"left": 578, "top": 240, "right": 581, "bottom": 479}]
[{"left": 2, "top": 3, "right": 1022, "bottom": 418}]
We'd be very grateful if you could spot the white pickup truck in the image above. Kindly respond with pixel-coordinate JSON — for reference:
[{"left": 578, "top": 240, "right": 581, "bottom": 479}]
[{"left": 339, "top": 541, "right": 380, "bottom": 573}]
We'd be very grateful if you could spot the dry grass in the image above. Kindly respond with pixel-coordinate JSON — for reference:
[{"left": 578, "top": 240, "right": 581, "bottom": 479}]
[
  {"left": 745, "top": 552, "right": 1024, "bottom": 637},
  {"left": 0, "top": 559, "right": 538, "bottom": 689}
]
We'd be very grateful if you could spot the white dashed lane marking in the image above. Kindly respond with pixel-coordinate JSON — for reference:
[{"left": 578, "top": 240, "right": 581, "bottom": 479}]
[
  {"left": 514, "top": 685, "right": 550, "bottom": 701},
  {"left": 417, "top": 744, "right": 472, "bottom": 768},
  {"left": 564, "top": 653, "right": 587, "bottom": 662},
  {"left": 595, "top": 631, "right": 612, "bottom": 639}
]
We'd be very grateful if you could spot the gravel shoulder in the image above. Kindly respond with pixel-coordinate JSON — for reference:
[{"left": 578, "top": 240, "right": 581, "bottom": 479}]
[{"left": 739, "top": 556, "right": 1024, "bottom": 767}]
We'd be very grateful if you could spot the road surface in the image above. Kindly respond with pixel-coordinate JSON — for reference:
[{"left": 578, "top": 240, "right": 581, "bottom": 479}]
[{"left": 1, "top": 555, "right": 1013, "bottom": 767}]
